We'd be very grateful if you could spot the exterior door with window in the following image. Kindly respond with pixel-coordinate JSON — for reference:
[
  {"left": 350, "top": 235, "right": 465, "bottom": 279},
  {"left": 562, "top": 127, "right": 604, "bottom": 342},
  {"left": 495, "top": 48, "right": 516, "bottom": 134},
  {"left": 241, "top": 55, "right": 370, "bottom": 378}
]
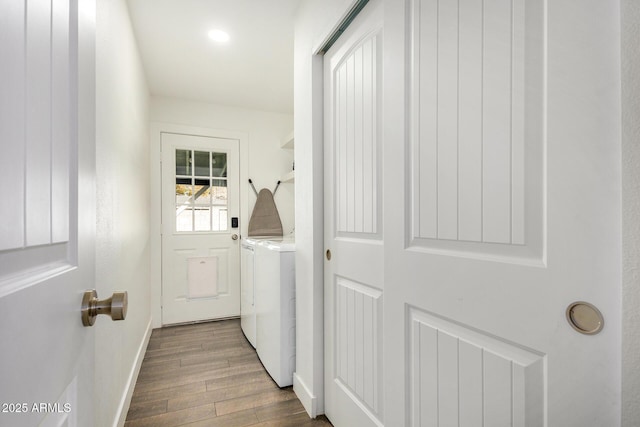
[{"left": 161, "top": 132, "right": 240, "bottom": 325}]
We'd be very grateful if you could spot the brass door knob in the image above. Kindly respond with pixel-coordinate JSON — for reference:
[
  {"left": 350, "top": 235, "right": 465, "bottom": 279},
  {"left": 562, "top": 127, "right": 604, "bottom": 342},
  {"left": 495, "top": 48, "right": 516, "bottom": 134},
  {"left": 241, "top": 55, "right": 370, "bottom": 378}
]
[{"left": 81, "top": 290, "right": 128, "bottom": 327}]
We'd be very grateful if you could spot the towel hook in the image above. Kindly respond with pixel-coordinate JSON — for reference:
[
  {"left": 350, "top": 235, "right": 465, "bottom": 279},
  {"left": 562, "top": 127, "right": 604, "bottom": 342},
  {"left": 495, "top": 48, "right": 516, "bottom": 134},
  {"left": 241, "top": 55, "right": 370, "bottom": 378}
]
[
  {"left": 248, "top": 179, "right": 258, "bottom": 197},
  {"left": 248, "top": 179, "right": 281, "bottom": 196},
  {"left": 273, "top": 180, "right": 282, "bottom": 196}
]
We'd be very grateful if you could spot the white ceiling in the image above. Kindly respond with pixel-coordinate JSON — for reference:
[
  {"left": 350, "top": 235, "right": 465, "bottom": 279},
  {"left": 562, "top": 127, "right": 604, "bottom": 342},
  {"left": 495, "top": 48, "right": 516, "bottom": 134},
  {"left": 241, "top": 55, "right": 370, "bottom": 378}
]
[{"left": 126, "top": 0, "right": 299, "bottom": 114}]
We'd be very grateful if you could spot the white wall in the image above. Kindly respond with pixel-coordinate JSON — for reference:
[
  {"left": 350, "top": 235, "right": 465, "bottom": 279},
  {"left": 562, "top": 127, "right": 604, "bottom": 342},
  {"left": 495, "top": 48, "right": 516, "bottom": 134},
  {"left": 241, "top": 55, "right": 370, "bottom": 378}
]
[
  {"left": 95, "top": 0, "right": 151, "bottom": 425},
  {"left": 293, "top": 0, "right": 357, "bottom": 417},
  {"left": 622, "top": 0, "right": 640, "bottom": 425}
]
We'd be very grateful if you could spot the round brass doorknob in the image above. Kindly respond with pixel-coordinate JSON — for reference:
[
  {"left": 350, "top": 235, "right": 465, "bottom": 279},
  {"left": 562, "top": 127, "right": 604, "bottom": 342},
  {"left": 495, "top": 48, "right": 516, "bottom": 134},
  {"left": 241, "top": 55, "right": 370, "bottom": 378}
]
[{"left": 81, "top": 290, "right": 128, "bottom": 327}]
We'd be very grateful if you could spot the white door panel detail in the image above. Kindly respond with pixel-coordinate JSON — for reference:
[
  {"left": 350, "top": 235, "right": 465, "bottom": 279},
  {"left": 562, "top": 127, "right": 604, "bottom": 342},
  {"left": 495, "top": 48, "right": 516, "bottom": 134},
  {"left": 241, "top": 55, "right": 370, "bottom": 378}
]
[
  {"left": 409, "top": 0, "right": 544, "bottom": 262},
  {"left": 408, "top": 307, "right": 545, "bottom": 427}
]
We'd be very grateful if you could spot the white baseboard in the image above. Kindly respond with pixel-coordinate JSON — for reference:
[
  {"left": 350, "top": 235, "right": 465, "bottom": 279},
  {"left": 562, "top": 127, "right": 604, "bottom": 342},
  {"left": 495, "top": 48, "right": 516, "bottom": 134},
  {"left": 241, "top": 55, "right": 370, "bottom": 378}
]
[
  {"left": 114, "top": 319, "right": 152, "bottom": 427},
  {"left": 293, "top": 372, "right": 318, "bottom": 418}
]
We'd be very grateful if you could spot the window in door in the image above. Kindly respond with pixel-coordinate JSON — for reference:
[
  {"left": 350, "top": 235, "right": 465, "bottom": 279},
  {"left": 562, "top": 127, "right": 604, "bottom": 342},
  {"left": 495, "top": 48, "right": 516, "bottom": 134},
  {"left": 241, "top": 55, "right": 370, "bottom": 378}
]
[{"left": 175, "top": 149, "right": 228, "bottom": 232}]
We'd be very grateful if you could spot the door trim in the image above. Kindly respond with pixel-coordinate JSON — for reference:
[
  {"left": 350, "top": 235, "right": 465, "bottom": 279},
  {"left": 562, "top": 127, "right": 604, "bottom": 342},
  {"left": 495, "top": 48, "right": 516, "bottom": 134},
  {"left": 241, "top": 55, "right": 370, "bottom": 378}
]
[
  {"left": 150, "top": 122, "right": 248, "bottom": 328},
  {"left": 115, "top": 319, "right": 152, "bottom": 426}
]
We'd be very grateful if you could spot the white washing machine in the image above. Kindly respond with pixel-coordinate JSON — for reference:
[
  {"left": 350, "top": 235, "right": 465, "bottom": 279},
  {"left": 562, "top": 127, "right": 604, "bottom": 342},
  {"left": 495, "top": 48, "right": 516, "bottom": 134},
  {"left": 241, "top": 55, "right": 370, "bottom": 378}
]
[
  {"left": 240, "top": 237, "right": 265, "bottom": 348},
  {"left": 254, "top": 237, "right": 296, "bottom": 387}
]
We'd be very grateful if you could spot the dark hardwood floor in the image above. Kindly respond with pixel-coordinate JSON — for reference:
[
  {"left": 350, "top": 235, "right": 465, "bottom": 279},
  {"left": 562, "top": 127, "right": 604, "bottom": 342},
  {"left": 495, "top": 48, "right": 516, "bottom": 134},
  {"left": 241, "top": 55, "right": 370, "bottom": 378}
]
[{"left": 125, "top": 319, "right": 332, "bottom": 427}]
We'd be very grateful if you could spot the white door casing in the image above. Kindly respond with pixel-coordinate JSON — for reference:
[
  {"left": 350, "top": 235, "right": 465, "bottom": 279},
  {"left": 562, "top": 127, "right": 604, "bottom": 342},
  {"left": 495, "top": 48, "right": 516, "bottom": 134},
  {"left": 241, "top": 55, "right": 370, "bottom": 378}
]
[
  {"left": 0, "top": 0, "right": 96, "bottom": 426},
  {"left": 383, "top": 0, "right": 621, "bottom": 426},
  {"left": 161, "top": 132, "right": 241, "bottom": 325},
  {"left": 324, "top": 0, "right": 384, "bottom": 425}
]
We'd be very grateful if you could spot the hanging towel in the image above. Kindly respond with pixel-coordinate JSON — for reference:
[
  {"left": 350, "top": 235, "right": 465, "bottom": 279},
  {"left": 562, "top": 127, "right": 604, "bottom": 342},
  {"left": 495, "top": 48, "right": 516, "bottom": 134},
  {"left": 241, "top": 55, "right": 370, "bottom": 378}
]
[
  {"left": 187, "top": 256, "right": 218, "bottom": 299},
  {"left": 248, "top": 188, "right": 283, "bottom": 237}
]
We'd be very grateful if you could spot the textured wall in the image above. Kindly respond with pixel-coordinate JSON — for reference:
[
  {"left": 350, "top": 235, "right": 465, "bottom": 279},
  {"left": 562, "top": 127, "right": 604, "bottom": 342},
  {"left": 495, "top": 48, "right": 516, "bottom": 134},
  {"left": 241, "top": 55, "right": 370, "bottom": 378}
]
[
  {"left": 95, "top": 0, "right": 151, "bottom": 425},
  {"left": 622, "top": 0, "right": 640, "bottom": 425}
]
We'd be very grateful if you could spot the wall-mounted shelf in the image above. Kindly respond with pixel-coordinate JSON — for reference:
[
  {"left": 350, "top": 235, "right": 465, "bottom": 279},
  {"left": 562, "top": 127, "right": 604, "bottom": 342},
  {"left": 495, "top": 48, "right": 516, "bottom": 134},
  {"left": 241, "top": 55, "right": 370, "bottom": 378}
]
[
  {"left": 281, "top": 131, "right": 294, "bottom": 149},
  {"left": 280, "top": 130, "right": 294, "bottom": 183},
  {"left": 281, "top": 170, "right": 295, "bottom": 183}
]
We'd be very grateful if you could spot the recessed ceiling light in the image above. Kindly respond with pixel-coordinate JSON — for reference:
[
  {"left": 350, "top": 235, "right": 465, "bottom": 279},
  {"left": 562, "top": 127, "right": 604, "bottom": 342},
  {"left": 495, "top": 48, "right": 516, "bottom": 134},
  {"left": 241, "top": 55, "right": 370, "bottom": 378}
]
[{"left": 208, "top": 29, "right": 230, "bottom": 43}]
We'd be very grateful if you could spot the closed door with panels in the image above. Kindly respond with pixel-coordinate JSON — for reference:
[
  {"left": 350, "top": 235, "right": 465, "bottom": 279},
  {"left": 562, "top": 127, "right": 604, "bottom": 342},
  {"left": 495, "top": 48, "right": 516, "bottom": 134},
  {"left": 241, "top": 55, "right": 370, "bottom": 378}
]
[
  {"left": 324, "top": 1, "right": 384, "bottom": 426},
  {"left": 383, "top": 0, "right": 621, "bottom": 426}
]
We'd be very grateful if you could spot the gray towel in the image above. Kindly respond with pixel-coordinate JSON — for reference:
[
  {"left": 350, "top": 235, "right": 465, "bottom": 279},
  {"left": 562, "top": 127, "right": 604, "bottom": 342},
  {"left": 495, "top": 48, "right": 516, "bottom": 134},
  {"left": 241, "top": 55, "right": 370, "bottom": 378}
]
[{"left": 248, "top": 189, "right": 283, "bottom": 237}]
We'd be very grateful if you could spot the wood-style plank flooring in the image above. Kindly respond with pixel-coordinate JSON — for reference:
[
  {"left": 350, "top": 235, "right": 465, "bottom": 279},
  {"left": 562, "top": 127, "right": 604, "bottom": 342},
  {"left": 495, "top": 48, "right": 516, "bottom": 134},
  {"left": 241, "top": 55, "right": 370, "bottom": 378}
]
[{"left": 125, "top": 319, "right": 332, "bottom": 427}]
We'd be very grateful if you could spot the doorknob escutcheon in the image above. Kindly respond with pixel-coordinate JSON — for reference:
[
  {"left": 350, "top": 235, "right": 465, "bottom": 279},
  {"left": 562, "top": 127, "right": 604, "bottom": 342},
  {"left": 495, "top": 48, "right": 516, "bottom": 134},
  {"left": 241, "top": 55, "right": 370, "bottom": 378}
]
[{"left": 81, "top": 290, "right": 128, "bottom": 327}]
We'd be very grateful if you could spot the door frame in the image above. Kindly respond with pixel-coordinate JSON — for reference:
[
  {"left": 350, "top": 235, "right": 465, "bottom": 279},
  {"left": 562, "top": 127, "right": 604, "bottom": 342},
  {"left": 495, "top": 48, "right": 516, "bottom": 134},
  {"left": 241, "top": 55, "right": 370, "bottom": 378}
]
[
  {"left": 622, "top": 0, "right": 640, "bottom": 421},
  {"left": 150, "top": 122, "right": 248, "bottom": 328}
]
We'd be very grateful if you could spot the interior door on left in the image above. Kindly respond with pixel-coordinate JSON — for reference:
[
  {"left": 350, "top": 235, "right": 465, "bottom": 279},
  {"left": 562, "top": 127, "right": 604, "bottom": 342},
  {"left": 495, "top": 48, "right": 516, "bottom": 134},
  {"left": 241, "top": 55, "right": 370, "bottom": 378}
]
[{"left": 0, "top": 0, "right": 96, "bottom": 426}]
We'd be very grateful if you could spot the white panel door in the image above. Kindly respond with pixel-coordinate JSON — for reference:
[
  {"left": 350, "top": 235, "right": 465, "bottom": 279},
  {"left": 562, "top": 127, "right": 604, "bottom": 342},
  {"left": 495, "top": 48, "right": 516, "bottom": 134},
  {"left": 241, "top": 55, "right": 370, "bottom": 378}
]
[
  {"left": 0, "top": 0, "right": 96, "bottom": 425},
  {"left": 383, "top": 0, "right": 621, "bottom": 426},
  {"left": 161, "top": 133, "right": 241, "bottom": 325},
  {"left": 324, "top": 0, "right": 384, "bottom": 426}
]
